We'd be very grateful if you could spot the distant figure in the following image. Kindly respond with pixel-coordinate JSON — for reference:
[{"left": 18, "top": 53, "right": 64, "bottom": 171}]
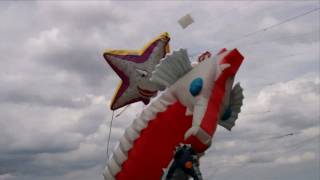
[{"left": 164, "top": 144, "right": 203, "bottom": 180}]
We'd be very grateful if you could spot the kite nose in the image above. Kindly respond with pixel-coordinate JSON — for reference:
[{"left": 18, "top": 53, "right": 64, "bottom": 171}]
[{"left": 218, "top": 49, "right": 244, "bottom": 77}]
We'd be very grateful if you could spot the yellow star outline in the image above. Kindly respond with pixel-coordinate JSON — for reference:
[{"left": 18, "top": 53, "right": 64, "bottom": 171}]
[{"left": 103, "top": 32, "right": 170, "bottom": 110}]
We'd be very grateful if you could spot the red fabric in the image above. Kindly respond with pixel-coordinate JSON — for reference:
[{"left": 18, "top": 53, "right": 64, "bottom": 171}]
[
  {"left": 201, "top": 49, "right": 244, "bottom": 135},
  {"left": 115, "top": 49, "right": 244, "bottom": 179},
  {"left": 116, "top": 101, "right": 194, "bottom": 180},
  {"left": 185, "top": 135, "right": 208, "bottom": 153}
]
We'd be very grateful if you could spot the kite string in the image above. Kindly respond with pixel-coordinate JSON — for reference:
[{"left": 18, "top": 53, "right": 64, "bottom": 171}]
[
  {"left": 106, "top": 105, "right": 131, "bottom": 161},
  {"left": 106, "top": 110, "right": 115, "bottom": 159},
  {"left": 210, "top": 134, "right": 319, "bottom": 180},
  {"left": 188, "top": 6, "right": 320, "bottom": 57},
  {"left": 204, "top": 132, "right": 293, "bottom": 178},
  {"left": 115, "top": 105, "right": 130, "bottom": 118},
  {"left": 223, "top": 6, "right": 320, "bottom": 46}
]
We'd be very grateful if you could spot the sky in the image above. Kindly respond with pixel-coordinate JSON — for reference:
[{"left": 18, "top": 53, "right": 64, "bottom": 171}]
[{"left": 0, "top": 1, "right": 319, "bottom": 180}]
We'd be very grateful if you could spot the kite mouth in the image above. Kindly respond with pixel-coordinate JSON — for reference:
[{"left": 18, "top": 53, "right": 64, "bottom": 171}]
[{"left": 137, "top": 86, "right": 157, "bottom": 97}]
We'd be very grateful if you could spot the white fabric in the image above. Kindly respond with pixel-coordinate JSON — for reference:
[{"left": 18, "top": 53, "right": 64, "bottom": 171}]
[
  {"left": 132, "top": 118, "right": 148, "bottom": 132},
  {"left": 119, "top": 136, "right": 132, "bottom": 152},
  {"left": 107, "top": 158, "right": 121, "bottom": 176},
  {"left": 113, "top": 148, "right": 127, "bottom": 165},
  {"left": 151, "top": 49, "right": 234, "bottom": 141},
  {"left": 124, "top": 126, "right": 140, "bottom": 143},
  {"left": 151, "top": 49, "right": 192, "bottom": 90},
  {"left": 103, "top": 167, "right": 115, "bottom": 180}
]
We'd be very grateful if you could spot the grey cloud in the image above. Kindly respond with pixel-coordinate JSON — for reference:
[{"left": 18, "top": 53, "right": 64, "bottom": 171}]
[
  {"left": 36, "top": 1, "right": 126, "bottom": 31},
  {"left": 1, "top": 1, "right": 127, "bottom": 93},
  {"left": 34, "top": 43, "right": 108, "bottom": 87},
  {"left": 199, "top": 73, "right": 319, "bottom": 179},
  {"left": 0, "top": 1, "right": 319, "bottom": 180},
  {"left": 71, "top": 108, "right": 106, "bottom": 136},
  {"left": 0, "top": 89, "right": 92, "bottom": 109},
  {"left": 0, "top": 173, "right": 15, "bottom": 180}
]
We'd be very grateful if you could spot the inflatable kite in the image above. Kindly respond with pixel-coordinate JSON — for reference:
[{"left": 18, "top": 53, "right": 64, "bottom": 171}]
[
  {"left": 103, "top": 32, "right": 170, "bottom": 110},
  {"left": 103, "top": 48, "right": 244, "bottom": 179}
]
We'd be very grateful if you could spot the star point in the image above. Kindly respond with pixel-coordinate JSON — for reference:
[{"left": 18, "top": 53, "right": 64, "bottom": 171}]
[{"left": 103, "top": 32, "right": 170, "bottom": 110}]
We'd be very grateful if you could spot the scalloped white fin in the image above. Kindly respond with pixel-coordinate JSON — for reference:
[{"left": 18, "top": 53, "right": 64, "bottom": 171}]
[
  {"left": 104, "top": 91, "right": 177, "bottom": 179},
  {"left": 103, "top": 167, "right": 115, "bottom": 180},
  {"left": 107, "top": 158, "right": 121, "bottom": 176},
  {"left": 132, "top": 118, "right": 148, "bottom": 132},
  {"left": 218, "top": 83, "right": 244, "bottom": 131},
  {"left": 159, "top": 91, "right": 177, "bottom": 105},
  {"left": 150, "top": 49, "right": 192, "bottom": 90},
  {"left": 140, "top": 110, "right": 155, "bottom": 122},
  {"left": 124, "top": 126, "right": 140, "bottom": 143},
  {"left": 119, "top": 136, "right": 133, "bottom": 152},
  {"left": 113, "top": 147, "right": 127, "bottom": 165},
  {"left": 230, "top": 83, "right": 244, "bottom": 109}
]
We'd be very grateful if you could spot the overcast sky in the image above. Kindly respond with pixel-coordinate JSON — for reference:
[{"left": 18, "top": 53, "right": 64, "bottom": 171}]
[{"left": 0, "top": 1, "right": 319, "bottom": 180}]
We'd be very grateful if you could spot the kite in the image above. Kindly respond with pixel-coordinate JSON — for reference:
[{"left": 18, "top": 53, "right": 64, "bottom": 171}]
[
  {"left": 103, "top": 32, "right": 170, "bottom": 110},
  {"left": 178, "top": 14, "right": 194, "bottom": 29},
  {"left": 104, "top": 48, "right": 244, "bottom": 179}
]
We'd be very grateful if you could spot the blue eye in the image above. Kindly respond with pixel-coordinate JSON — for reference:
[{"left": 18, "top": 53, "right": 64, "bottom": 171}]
[{"left": 189, "top": 78, "right": 203, "bottom": 96}]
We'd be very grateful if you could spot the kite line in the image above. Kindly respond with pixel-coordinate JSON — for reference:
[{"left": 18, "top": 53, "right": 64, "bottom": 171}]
[
  {"left": 106, "top": 111, "right": 115, "bottom": 158},
  {"left": 189, "top": 6, "right": 320, "bottom": 57}
]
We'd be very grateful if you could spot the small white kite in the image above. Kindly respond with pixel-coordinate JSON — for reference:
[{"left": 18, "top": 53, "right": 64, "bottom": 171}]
[{"left": 178, "top": 14, "right": 194, "bottom": 29}]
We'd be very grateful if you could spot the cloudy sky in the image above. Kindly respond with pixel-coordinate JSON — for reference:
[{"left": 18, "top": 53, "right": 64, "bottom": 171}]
[{"left": 0, "top": 1, "right": 319, "bottom": 180}]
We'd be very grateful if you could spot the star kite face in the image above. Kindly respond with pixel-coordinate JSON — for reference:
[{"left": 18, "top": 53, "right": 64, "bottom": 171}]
[{"left": 103, "top": 32, "right": 170, "bottom": 110}]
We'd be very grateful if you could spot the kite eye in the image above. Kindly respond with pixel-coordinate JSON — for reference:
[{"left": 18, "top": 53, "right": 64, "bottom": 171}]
[
  {"left": 189, "top": 77, "right": 203, "bottom": 96},
  {"left": 136, "top": 69, "right": 148, "bottom": 78}
]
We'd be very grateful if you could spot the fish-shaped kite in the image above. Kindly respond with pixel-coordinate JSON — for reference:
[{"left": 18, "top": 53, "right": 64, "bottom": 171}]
[{"left": 104, "top": 48, "right": 244, "bottom": 179}]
